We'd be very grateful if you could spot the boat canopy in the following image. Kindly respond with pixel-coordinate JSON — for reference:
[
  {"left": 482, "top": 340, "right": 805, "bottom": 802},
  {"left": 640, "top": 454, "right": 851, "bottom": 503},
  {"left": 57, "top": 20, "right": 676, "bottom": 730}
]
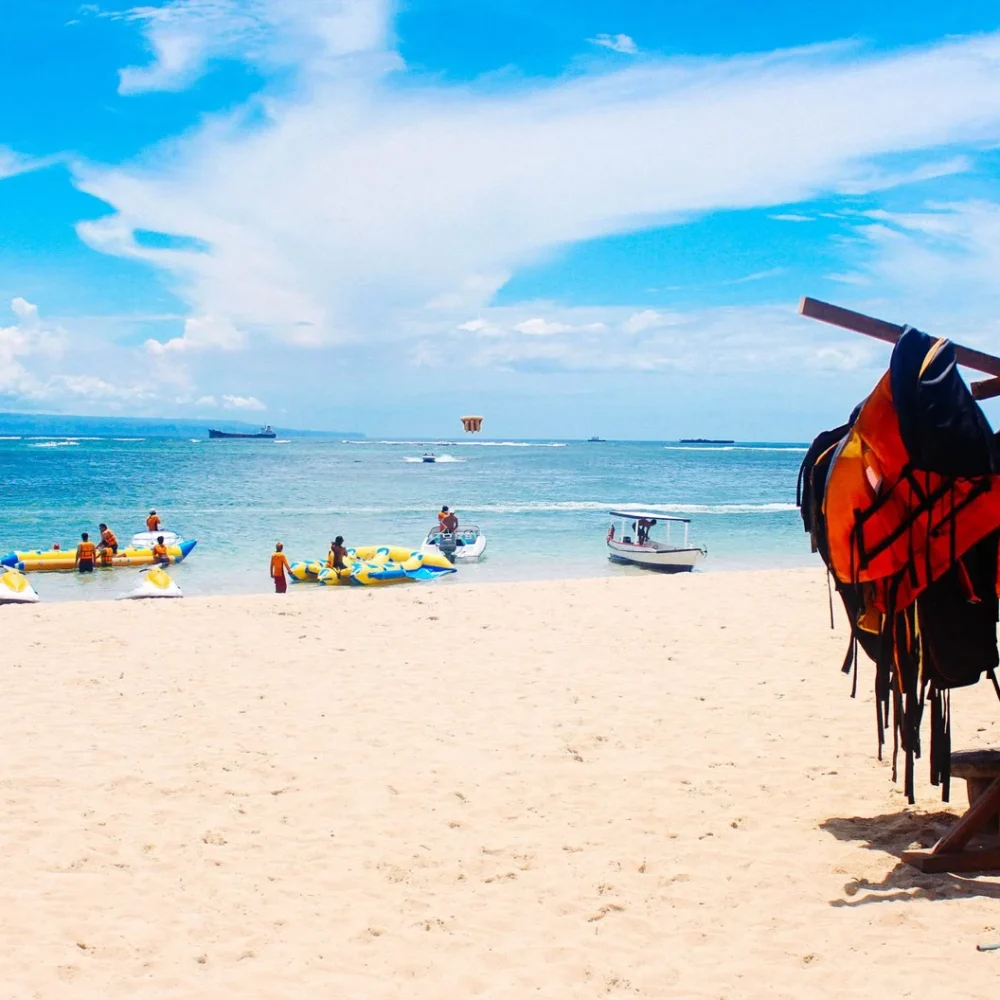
[{"left": 608, "top": 509, "right": 690, "bottom": 523}]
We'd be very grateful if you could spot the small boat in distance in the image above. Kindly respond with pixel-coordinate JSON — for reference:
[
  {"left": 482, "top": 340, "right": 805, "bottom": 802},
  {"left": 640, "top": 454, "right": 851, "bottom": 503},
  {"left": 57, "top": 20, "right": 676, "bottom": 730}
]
[
  {"left": 679, "top": 438, "right": 734, "bottom": 445},
  {"left": 587, "top": 436, "right": 605, "bottom": 442},
  {"left": 208, "top": 425, "right": 277, "bottom": 440},
  {"left": 422, "top": 452, "right": 437, "bottom": 463},
  {"left": 606, "top": 510, "right": 706, "bottom": 572}
]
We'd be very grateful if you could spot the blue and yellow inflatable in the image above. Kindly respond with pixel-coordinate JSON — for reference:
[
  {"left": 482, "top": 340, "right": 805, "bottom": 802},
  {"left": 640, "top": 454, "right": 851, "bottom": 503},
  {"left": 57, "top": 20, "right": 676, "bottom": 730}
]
[{"left": 291, "top": 545, "right": 455, "bottom": 587}]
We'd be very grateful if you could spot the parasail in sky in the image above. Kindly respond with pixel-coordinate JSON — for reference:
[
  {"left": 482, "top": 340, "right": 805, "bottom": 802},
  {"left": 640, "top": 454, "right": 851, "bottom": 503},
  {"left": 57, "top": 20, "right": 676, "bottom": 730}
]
[{"left": 460, "top": 415, "right": 483, "bottom": 433}]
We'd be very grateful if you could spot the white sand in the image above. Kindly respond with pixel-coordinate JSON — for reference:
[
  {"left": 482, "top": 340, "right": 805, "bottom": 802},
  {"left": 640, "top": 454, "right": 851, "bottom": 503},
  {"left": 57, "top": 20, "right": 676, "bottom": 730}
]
[{"left": 3, "top": 568, "right": 1000, "bottom": 998}]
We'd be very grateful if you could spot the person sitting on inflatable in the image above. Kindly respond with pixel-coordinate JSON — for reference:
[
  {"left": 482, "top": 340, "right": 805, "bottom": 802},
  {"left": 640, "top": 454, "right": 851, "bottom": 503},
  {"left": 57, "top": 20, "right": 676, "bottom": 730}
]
[
  {"left": 99, "top": 545, "right": 114, "bottom": 566},
  {"left": 97, "top": 523, "right": 119, "bottom": 555},
  {"left": 146, "top": 510, "right": 161, "bottom": 532},
  {"left": 327, "top": 536, "right": 347, "bottom": 572},
  {"left": 152, "top": 535, "right": 171, "bottom": 566}
]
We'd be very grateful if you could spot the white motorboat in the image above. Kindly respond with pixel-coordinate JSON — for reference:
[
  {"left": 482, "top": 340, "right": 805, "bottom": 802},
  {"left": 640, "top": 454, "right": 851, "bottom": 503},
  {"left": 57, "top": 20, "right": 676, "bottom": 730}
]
[
  {"left": 422, "top": 452, "right": 437, "bottom": 463},
  {"left": 606, "top": 509, "right": 706, "bottom": 572},
  {"left": 130, "top": 529, "right": 180, "bottom": 549},
  {"left": 0, "top": 568, "right": 39, "bottom": 605},
  {"left": 422, "top": 524, "right": 487, "bottom": 563},
  {"left": 119, "top": 567, "right": 183, "bottom": 600}
]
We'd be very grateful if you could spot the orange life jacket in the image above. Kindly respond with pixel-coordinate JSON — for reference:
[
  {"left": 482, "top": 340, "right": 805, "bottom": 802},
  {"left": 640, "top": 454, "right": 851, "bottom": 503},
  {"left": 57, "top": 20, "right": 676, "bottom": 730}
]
[
  {"left": 146, "top": 515, "right": 160, "bottom": 531},
  {"left": 823, "top": 368, "right": 1000, "bottom": 613},
  {"left": 100, "top": 547, "right": 114, "bottom": 565},
  {"left": 270, "top": 553, "right": 288, "bottom": 578},
  {"left": 78, "top": 541, "right": 96, "bottom": 561},
  {"left": 152, "top": 543, "right": 169, "bottom": 560},
  {"left": 101, "top": 528, "right": 117, "bottom": 547}
]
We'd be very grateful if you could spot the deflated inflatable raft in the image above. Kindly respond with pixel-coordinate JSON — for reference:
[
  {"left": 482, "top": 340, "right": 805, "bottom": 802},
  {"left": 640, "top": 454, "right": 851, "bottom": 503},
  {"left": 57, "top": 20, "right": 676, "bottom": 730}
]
[
  {"left": 291, "top": 545, "right": 456, "bottom": 587},
  {"left": 2, "top": 540, "right": 197, "bottom": 572}
]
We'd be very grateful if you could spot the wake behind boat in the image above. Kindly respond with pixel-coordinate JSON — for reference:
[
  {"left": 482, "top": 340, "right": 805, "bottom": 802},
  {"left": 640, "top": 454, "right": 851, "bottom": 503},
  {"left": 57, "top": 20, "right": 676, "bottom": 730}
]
[{"left": 606, "top": 509, "right": 706, "bottom": 572}]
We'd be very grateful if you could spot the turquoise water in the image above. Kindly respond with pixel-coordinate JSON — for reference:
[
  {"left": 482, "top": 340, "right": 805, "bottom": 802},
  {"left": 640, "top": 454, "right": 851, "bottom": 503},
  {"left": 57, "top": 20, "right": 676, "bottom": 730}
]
[{"left": 0, "top": 436, "right": 816, "bottom": 601}]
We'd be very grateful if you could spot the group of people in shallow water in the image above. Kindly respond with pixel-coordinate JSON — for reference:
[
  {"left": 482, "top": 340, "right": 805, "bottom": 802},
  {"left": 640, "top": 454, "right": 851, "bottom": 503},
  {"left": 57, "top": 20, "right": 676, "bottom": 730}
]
[
  {"left": 72, "top": 510, "right": 171, "bottom": 573},
  {"left": 267, "top": 504, "right": 461, "bottom": 593}
]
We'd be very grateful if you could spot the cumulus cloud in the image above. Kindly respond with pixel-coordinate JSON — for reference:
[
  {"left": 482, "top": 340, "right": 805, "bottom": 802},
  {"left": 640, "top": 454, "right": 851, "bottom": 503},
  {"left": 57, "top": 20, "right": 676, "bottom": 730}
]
[
  {"left": 144, "top": 315, "right": 245, "bottom": 355},
  {"left": 222, "top": 393, "right": 266, "bottom": 410},
  {"left": 75, "top": 26, "right": 1000, "bottom": 368},
  {"left": 589, "top": 33, "right": 639, "bottom": 55},
  {"left": 514, "top": 317, "right": 573, "bottom": 336}
]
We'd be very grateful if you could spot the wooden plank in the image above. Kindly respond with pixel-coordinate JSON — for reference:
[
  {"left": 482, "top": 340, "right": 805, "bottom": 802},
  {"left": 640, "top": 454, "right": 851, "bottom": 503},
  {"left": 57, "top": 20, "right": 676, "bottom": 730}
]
[
  {"left": 972, "top": 376, "right": 1000, "bottom": 402},
  {"left": 934, "top": 776, "right": 1000, "bottom": 854},
  {"left": 900, "top": 848, "right": 1000, "bottom": 874},
  {"left": 798, "top": 298, "right": 1000, "bottom": 378}
]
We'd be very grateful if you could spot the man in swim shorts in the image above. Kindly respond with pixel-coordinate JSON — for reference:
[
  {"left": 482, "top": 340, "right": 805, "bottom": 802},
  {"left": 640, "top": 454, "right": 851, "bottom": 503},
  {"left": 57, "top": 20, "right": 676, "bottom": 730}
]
[
  {"left": 270, "top": 542, "right": 291, "bottom": 594},
  {"left": 76, "top": 532, "right": 96, "bottom": 573},
  {"left": 328, "top": 536, "right": 347, "bottom": 571}
]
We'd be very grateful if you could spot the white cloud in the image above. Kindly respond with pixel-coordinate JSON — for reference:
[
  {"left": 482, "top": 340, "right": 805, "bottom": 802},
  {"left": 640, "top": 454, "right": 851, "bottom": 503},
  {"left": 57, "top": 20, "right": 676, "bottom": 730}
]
[
  {"left": 75, "top": 28, "right": 1000, "bottom": 365},
  {"left": 222, "top": 393, "right": 266, "bottom": 410},
  {"left": 144, "top": 315, "right": 245, "bottom": 355},
  {"left": 514, "top": 317, "right": 573, "bottom": 336},
  {"left": 0, "top": 148, "right": 54, "bottom": 182},
  {"left": 623, "top": 309, "right": 683, "bottom": 334},
  {"left": 458, "top": 318, "right": 489, "bottom": 332},
  {"left": 194, "top": 394, "right": 218, "bottom": 406},
  {"left": 589, "top": 33, "right": 639, "bottom": 55},
  {"left": 769, "top": 213, "right": 814, "bottom": 222},
  {"left": 113, "top": 0, "right": 394, "bottom": 94}
]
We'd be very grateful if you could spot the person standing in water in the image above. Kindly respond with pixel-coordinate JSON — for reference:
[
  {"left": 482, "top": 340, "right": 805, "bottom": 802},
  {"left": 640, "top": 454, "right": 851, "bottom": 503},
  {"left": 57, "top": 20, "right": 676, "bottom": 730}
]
[
  {"left": 270, "top": 542, "right": 291, "bottom": 594},
  {"left": 75, "top": 532, "right": 96, "bottom": 573}
]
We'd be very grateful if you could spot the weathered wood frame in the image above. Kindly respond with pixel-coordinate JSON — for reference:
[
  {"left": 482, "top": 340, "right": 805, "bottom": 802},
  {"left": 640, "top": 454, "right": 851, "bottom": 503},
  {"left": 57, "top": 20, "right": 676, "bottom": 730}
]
[{"left": 799, "top": 297, "right": 1000, "bottom": 401}]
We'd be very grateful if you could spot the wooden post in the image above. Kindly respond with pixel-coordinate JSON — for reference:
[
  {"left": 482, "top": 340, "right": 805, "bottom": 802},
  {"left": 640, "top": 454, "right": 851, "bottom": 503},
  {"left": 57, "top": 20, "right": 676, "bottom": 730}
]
[{"left": 798, "top": 298, "right": 1000, "bottom": 399}]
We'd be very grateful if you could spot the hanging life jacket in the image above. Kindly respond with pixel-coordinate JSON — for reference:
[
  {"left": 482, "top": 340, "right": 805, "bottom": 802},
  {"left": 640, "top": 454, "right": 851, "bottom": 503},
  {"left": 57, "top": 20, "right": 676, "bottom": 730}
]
[{"left": 800, "top": 327, "right": 1000, "bottom": 802}]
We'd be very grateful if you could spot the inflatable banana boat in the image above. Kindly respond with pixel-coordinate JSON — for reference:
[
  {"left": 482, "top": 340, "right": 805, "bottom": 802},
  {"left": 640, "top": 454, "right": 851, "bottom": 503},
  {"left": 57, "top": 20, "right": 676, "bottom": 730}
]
[
  {"left": 291, "top": 545, "right": 456, "bottom": 587},
  {"left": 119, "top": 568, "right": 183, "bottom": 600},
  {"left": 1, "top": 540, "right": 197, "bottom": 572},
  {"left": 0, "top": 568, "right": 39, "bottom": 604}
]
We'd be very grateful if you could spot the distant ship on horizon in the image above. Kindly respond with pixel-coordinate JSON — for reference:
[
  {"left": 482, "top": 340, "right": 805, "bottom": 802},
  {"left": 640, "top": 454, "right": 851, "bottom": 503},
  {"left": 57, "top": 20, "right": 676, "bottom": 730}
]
[
  {"left": 679, "top": 438, "right": 735, "bottom": 445},
  {"left": 208, "top": 425, "right": 277, "bottom": 440}
]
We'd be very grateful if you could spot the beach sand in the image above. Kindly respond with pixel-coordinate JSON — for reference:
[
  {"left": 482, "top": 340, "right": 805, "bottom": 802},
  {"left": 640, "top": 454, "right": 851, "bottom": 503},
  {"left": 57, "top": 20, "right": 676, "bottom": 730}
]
[{"left": 3, "top": 568, "right": 1000, "bottom": 998}]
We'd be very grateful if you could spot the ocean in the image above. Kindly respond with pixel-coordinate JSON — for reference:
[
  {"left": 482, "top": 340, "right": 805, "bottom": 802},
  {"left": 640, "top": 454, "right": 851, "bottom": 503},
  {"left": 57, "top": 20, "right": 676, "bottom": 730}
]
[{"left": 0, "top": 436, "right": 817, "bottom": 601}]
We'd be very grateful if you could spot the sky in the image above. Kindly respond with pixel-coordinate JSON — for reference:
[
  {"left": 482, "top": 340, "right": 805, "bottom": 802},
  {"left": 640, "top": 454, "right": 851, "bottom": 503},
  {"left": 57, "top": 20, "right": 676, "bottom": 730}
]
[{"left": 3, "top": 0, "right": 1000, "bottom": 438}]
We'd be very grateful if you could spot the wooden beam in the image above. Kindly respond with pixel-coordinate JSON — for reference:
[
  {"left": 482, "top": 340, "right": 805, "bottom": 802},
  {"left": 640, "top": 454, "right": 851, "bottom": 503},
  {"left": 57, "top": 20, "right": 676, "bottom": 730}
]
[
  {"left": 799, "top": 297, "right": 1000, "bottom": 379},
  {"left": 972, "top": 376, "right": 1000, "bottom": 402}
]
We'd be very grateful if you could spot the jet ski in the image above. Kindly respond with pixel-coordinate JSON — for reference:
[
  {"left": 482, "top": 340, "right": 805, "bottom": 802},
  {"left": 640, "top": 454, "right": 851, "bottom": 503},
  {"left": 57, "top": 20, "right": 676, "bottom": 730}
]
[
  {"left": 0, "top": 569, "right": 39, "bottom": 605},
  {"left": 119, "top": 567, "right": 183, "bottom": 600}
]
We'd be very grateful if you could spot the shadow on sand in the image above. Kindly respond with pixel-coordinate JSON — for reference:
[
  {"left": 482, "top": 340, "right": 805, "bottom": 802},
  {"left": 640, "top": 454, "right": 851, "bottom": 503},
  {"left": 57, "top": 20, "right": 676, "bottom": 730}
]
[{"left": 820, "top": 810, "right": 1000, "bottom": 906}]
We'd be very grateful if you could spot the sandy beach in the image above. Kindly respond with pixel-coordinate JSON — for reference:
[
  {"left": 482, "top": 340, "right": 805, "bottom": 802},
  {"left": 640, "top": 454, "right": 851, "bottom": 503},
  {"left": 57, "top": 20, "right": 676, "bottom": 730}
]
[{"left": 4, "top": 567, "right": 1000, "bottom": 998}]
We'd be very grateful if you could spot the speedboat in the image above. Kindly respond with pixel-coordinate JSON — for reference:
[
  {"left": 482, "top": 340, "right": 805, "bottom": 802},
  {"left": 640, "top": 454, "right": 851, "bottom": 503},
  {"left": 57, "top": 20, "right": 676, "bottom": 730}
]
[
  {"left": 422, "top": 524, "right": 487, "bottom": 563},
  {"left": 422, "top": 452, "right": 437, "bottom": 463},
  {"left": 130, "top": 529, "right": 180, "bottom": 549},
  {"left": 0, "top": 568, "right": 39, "bottom": 604},
  {"left": 606, "top": 509, "right": 706, "bottom": 572}
]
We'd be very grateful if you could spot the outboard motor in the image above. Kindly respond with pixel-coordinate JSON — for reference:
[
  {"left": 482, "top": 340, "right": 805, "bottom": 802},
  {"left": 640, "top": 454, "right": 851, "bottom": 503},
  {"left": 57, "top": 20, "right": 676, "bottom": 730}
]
[{"left": 436, "top": 532, "right": 459, "bottom": 563}]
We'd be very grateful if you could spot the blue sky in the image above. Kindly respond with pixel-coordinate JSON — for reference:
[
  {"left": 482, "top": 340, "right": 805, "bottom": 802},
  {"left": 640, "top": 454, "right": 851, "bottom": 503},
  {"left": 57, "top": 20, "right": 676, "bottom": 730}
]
[{"left": 2, "top": 1, "right": 1000, "bottom": 438}]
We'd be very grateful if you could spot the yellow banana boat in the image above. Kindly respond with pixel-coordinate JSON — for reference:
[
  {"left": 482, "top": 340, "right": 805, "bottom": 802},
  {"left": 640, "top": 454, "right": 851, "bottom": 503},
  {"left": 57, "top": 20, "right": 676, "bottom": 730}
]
[{"left": 2, "top": 540, "right": 197, "bottom": 572}]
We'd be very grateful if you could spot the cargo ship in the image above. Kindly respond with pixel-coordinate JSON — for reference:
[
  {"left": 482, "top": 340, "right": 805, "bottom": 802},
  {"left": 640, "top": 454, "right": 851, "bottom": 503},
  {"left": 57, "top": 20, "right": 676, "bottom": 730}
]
[{"left": 208, "top": 425, "right": 277, "bottom": 440}]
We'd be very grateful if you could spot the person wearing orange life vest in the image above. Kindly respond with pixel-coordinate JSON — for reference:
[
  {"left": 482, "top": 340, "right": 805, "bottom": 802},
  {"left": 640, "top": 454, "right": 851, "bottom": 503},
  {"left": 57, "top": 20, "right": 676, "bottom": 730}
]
[
  {"left": 439, "top": 506, "right": 459, "bottom": 533},
  {"left": 99, "top": 545, "right": 114, "bottom": 566},
  {"left": 152, "top": 535, "right": 171, "bottom": 567},
  {"left": 270, "top": 542, "right": 291, "bottom": 594},
  {"left": 75, "top": 532, "right": 96, "bottom": 573},
  {"left": 146, "top": 510, "right": 161, "bottom": 532},
  {"left": 97, "top": 523, "right": 118, "bottom": 555}
]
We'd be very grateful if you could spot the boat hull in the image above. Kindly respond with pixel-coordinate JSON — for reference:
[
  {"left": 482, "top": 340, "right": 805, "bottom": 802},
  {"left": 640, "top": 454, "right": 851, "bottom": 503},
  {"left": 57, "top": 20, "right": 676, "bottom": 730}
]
[
  {"left": 607, "top": 542, "right": 705, "bottom": 572},
  {"left": 208, "top": 429, "right": 276, "bottom": 439}
]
